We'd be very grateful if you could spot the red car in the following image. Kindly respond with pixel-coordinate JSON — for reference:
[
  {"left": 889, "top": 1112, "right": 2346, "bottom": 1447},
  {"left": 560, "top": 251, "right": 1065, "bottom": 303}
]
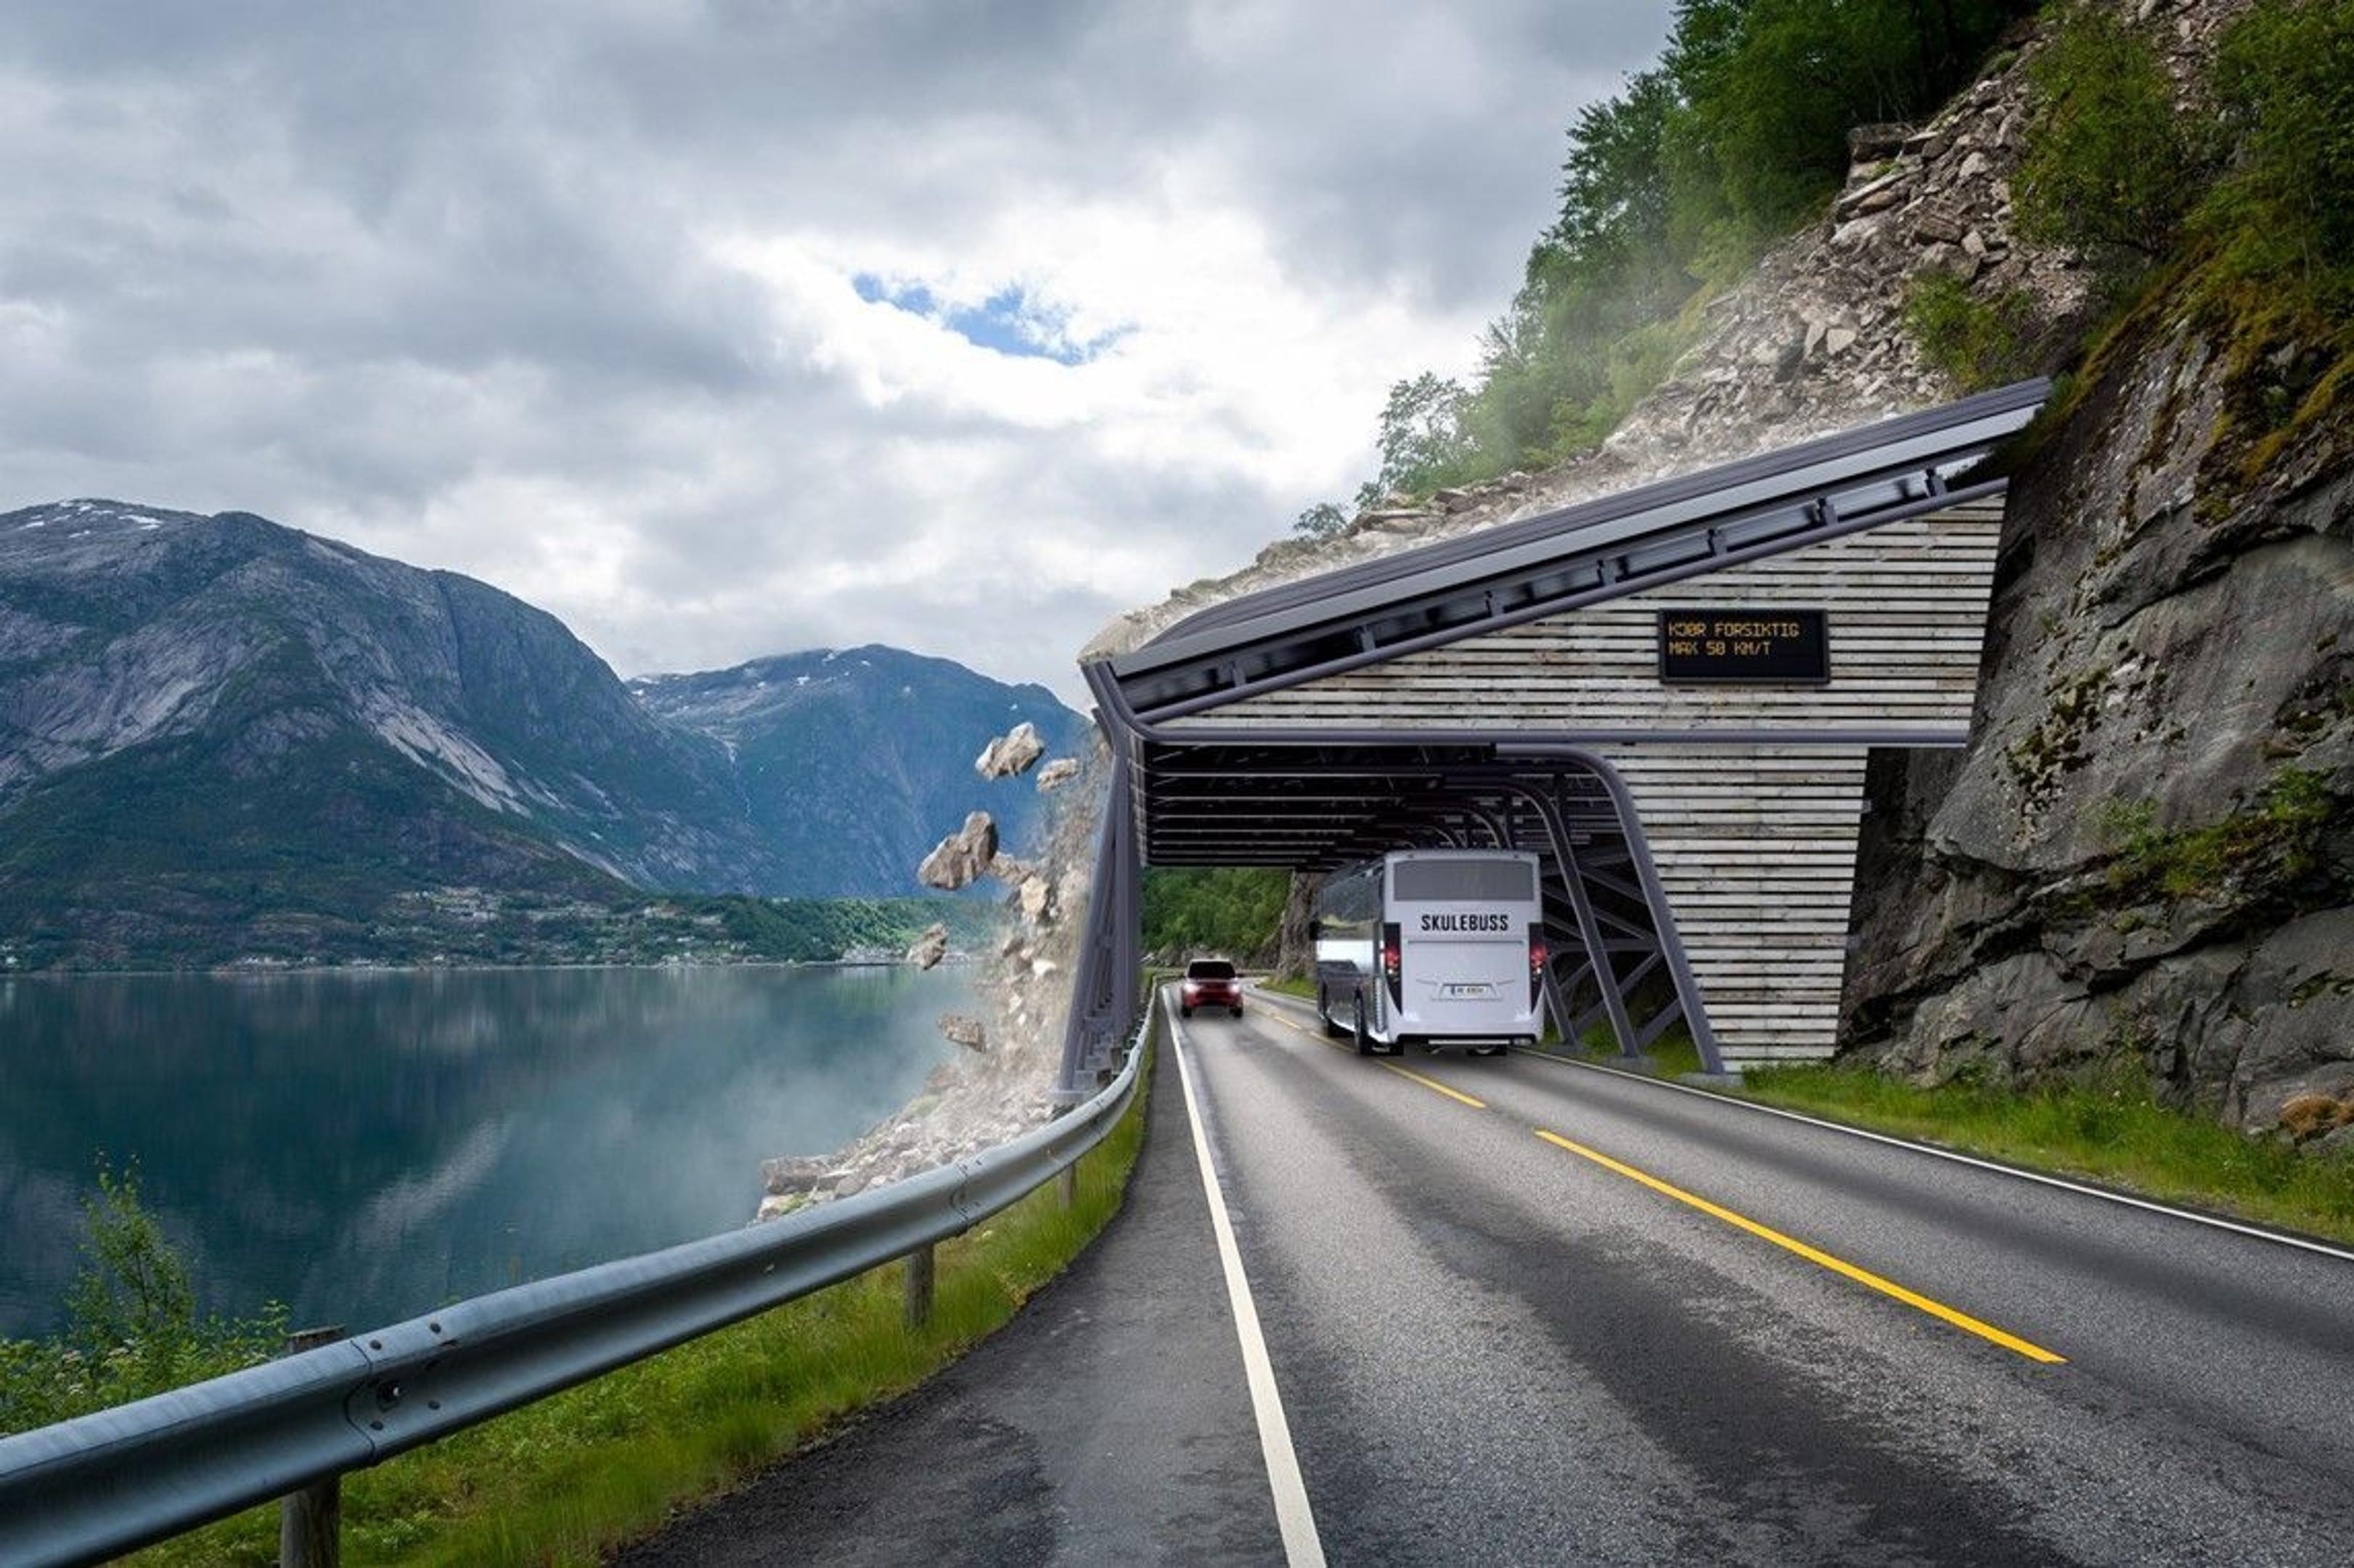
[{"left": 1180, "top": 959, "right": 1243, "bottom": 1018}]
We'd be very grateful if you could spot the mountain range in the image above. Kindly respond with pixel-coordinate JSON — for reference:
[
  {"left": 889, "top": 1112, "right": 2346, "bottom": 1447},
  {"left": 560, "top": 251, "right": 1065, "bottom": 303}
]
[{"left": 0, "top": 499, "right": 1087, "bottom": 967}]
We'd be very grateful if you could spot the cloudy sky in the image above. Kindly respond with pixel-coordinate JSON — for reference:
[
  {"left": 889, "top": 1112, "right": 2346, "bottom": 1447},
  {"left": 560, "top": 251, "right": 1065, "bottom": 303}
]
[{"left": 2, "top": 1, "right": 1672, "bottom": 703}]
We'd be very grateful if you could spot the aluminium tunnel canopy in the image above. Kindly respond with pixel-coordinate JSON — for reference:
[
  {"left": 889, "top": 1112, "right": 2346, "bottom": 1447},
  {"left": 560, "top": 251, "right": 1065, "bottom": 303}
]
[
  {"left": 1058, "top": 380, "right": 2050, "bottom": 1085},
  {"left": 1085, "top": 379, "right": 2048, "bottom": 870}
]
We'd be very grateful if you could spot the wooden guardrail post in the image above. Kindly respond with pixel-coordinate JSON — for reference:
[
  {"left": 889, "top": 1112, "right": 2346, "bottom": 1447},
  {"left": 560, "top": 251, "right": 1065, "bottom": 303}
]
[
  {"left": 904, "top": 1244, "right": 936, "bottom": 1330},
  {"left": 279, "top": 1326, "right": 345, "bottom": 1568}
]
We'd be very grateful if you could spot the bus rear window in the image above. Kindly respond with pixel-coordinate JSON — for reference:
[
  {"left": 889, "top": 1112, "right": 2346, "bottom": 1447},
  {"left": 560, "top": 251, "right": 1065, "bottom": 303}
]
[{"left": 1391, "top": 860, "right": 1535, "bottom": 902}]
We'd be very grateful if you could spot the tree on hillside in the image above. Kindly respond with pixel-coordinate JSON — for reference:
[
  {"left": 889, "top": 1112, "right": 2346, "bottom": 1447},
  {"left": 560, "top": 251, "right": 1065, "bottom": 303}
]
[
  {"left": 1293, "top": 502, "right": 1349, "bottom": 539},
  {"left": 2203, "top": 0, "right": 2354, "bottom": 306},
  {"left": 1301, "top": 0, "right": 2037, "bottom": 519},
  {"left": 1143, "top": 868, "right": 1288, "bottom": 963},
  {"left": 1669, "top": 0, "right": 2035, "bottom": 257},
  {"left": 2016, "top": 2, "right": 2201, "bottom": 261},
  {"left": 1356, "top": 372, "right": 1475, "bottom": 508}
]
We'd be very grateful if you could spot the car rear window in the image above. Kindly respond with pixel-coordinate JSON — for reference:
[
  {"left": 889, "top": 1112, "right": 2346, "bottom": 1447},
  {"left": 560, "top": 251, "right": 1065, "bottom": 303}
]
[
  {"left": 1391, "top": 859, "right": 1535, "bottom": 902},
  {"left": 1185, "top": 960, "right": 1237, "bottom": 980}
]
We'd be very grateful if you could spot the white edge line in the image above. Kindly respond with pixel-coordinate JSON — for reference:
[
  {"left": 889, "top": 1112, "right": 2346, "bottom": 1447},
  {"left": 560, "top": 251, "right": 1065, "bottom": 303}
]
[
  {"left": 1244, "top": 984, "right": 2354, "bottom": 1269},
  {"left": 1165, "top": 990, "right": 1329, "bottom": 1568},
  {"left": 1527, "top": 1048, "right": 2354, "bottom": 1267}
]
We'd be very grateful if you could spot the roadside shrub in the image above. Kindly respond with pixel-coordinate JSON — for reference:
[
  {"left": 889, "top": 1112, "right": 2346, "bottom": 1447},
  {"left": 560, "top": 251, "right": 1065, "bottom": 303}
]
[
  {"left": 2015, "top": 1, "right": 2202, "bottom": 262},
  {"left": 1903, "top": 273, "right": 2041, "bottom": 388},
  {"left": 0, "top": 1161, "right": 287, "bottom": 1437},
  {"left": 2200, "top": 0, "right": 2354, "bottom": 312},
  {"left": 62, "top": 1161, "right": 200, "bottom": 1389}
]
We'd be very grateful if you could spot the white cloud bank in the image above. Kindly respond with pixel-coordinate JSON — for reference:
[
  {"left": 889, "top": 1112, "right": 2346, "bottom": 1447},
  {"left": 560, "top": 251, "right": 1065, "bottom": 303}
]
[{"left": 0, "top": 1, "right": 1671, "bottom": 702}]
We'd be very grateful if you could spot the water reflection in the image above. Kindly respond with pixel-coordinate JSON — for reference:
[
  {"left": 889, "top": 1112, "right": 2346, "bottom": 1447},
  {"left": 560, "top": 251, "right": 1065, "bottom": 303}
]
[{"left": 0, "top": 966, "right": 964, "bottom": 1336}]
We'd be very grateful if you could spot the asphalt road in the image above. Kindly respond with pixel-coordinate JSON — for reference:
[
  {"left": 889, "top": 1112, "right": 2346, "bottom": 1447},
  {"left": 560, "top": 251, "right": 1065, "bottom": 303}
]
[
  {"left": 622, "top": 988, "right": 2354, "bottom": 1564},
  {"left": 612, "top": 1013, "right": 1286, "bottom": 1567},
  {"left": 1194, "top": 990, "right": 2354, "bottom": 1566}
]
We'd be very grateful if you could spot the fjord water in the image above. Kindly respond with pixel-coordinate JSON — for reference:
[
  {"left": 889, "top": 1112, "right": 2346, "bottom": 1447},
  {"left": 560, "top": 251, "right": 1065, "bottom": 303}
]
[{"left": 0, "top": 965, "right": 967, "bottom": 1339}]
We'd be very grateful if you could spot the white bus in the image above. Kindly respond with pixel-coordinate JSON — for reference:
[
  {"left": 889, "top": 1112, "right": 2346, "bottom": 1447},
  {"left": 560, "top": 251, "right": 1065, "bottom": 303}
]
[{"left": 1310, "top": 849, "right": 1548, "bottom": 1056}]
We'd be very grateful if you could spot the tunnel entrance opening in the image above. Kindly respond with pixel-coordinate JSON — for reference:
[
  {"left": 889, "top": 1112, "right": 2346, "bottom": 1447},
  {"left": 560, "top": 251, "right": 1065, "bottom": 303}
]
[{"left": 1130, "top": 746, "right": 1715, "bottom": 1069}]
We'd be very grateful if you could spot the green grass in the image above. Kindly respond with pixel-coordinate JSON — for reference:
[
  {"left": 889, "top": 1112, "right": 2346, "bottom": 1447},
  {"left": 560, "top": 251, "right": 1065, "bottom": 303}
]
[
  {"left": 2085, "top": 767, "right": 2336, "bottom": 906},
  {"left": 1538, "top": 1019, "right": 1704, "bottom": 1079},
  {"left": 127, "top": 1043, "right": 1155, "bottom": 1567},
  {"left": 1736, "top": 1063, "right": 2354, "bottom": 1247},
  {"left": 1901, "top": 273, "right": 2040, "bottom": 391},
  {"left": 1257, "top": 973, "right": 1315, "bottom": 1000}
]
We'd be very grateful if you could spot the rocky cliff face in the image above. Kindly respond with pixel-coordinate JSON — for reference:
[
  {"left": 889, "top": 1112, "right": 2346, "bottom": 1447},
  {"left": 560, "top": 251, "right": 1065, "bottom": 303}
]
[
  {"left": 1845, "top": 269, "right": 2353, "bottom": 1138},
  {"left": 1831, "top": 0, "right": 2353, "bottom": 1138},
  {"left": 631, "top": 647, "right": 1088, "bottom": 898},
  {"left": 1097, "top": 0, "right": 2350, "bottom": 1135}
]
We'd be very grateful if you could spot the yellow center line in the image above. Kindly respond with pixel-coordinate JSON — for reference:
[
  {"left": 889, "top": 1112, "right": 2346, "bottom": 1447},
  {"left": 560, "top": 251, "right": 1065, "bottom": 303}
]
[
  {"left": 1374, "top": 1059, "right": 1487, "bottom": 1108},
  {"left": 1252, "top": 995, "right": 2057, "bottom": 1362},
  {"left": 1255, "top": 1002, "right": 1487, "bottom": 1108},
  {"left": 1532, "top": 1128, "right": 2065, "bottom": 1364},
  {"left": 1256, "top": 1005, "right": 1350, "bottom": 1055}
]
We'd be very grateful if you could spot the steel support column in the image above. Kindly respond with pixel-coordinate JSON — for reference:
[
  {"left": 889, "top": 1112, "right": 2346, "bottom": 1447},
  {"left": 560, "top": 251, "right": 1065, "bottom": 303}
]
[
  {"left": 1526, "top": 782, "right": 1643, "bottom": 1061},
  {"left": 1547, "top": 754, "right": 1726, "bottom": 1076}
]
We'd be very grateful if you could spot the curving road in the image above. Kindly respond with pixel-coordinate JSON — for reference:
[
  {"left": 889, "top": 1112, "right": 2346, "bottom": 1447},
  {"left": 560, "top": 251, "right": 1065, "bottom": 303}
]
[{"left": 624, "top": 985, "right": 2354, "bottom": 1564}]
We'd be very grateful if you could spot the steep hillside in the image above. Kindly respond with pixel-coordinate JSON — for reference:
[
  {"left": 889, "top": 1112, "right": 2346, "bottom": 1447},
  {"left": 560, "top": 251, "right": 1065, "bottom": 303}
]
[
  {"left": 631, "top": 647, "right": 1090, "bottom": 897},
  {"left": 1095, "top": 0, "right": 2350, "bottom": 1133},
  {"left": 1845, "top": 262, "right": 2353, "bottom": 1135},
  {"left": 1828, "top": 0, "right": 2354, "bottom": 1136}
]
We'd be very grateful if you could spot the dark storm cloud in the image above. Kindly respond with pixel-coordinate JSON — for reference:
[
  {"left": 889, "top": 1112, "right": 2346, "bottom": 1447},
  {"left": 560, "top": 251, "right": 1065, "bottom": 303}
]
[{"left": 0, "top": 1, "right": 1672, "bottom": 697}]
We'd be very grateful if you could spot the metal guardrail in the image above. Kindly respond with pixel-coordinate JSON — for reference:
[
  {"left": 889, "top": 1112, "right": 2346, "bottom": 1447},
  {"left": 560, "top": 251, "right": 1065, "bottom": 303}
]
[{"left": 0, "top": 1008, "right": 1153, "bottom": 1567}]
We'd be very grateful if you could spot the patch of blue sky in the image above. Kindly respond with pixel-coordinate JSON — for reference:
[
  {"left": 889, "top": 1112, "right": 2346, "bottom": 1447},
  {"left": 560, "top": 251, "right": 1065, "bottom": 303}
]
[{"left": 852, "top": 274, "right": 1129, "bottom": 366}]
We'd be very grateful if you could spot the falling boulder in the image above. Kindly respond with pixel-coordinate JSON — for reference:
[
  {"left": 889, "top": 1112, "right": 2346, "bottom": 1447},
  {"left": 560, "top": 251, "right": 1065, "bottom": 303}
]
[
  {"left": 1036, "top": 758, "right": 1080, "bottom": 793},
  {"left": 975, "top": 722, "right": 1046, "bottom": 780},
  {"left": 905, "top": 922, "right": 949, "bottom": 971},
  {"left": 939, "top": 1013, "right": 989, "bottom": 1053},
  {"left": 917, "top": 812, "right": 998, "bottom": 890},
  {"left": 1019, "top": 874, "right": 1055, "bottom": 926}
]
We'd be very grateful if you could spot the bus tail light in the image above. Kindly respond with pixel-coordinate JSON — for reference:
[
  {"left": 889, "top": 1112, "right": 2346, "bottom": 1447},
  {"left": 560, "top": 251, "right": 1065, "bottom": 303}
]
[
  {"left": 1381, "top": 921, "right": 1402, "bottom": 1008},
  {"left": 1529, "top": 926, "right": 1548, "bottom": 1008}
]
